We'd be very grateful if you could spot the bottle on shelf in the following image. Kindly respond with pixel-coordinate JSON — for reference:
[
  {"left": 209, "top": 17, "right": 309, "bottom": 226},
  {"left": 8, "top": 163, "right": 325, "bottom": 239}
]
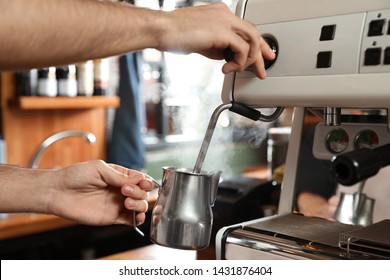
[
  {"left": 0, "top": 133, "right": 6, "bottom": 164},
  {"left": 37, "top": 67, "right": 57, "bottom": 97},
  {"left": 93, "top": 59, "right": 109, "bottom": 96},
  {"left": 14, "top": 69, "right": 38, "bottom": 97},
  {"left": 56, "top": 65, "right": 78, "bottom": 97},
  {"left": 0, "top": 133, "right": 7, "bottom": 220},
  {"left": 76, "top": 60, "right": 94, "bottom": 96}
]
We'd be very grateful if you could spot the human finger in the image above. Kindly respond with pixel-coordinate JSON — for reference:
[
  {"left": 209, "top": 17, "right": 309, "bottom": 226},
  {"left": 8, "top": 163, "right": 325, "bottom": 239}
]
[
  {"left": 124, "top": 197, "right": 149, "bottom": 213},
  {"left": 108, "top": 163, "right": 146, "bottom": 180},
  {"left": 231, "top": 36, "right": 251, "bottom": 71},
  {"left": 250, "top": 36, "right": 277, "bottom": 79},
  {"left": 260, "top": 36, "right": 277, "bottom": 61},
  {"left": 152, "top": 205, "right": 163, "bottom": 224},
  {"left": 229, "top": 18, "right": 262, "bottom": 71},
  {"left": 249, "top": 51, "right": 267, "bottom": 79},
  {"left": 223, "top": 46, "right": 267, "bottom": 79},
  {"left": 221, "top": 33, "right": 252, "bottom": 73},
  {"left": 98, "top": 161, "right": 146, "bottom": 187},
  {"left": 121, "top": 185, "right": 149, "bottom": 200},
  {"left": 116, "top": 211, "right": 146, "bottom": 226},
  {"left": 328, "top": 195, "right": 340, "bottom": 207},
  {"left": 223, "top": 37, "right": 275, "bottom": 79},
  {"left": 135, "top": 212, "right": 146, "bottom": 226},
  {"left": 139, "top": 178, "right": 156, "bottom": 191}
]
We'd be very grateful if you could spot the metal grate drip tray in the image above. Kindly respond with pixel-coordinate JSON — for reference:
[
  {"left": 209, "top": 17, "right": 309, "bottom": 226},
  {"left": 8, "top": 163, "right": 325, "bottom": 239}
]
[
  {"left": 244, "top": 214, "right": 358, "bottom": 247},
  {"left": 339, "top": 219, "right": 390, "bottom": 259}
]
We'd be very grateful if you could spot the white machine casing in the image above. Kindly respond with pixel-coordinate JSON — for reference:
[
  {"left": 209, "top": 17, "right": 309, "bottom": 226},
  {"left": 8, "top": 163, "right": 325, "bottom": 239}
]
[
  {"left": 216, "top": 0, "right": 390, "bottom": 260},
  {"left": 222, "top": 0, "right": 390, "bottom": 108}
]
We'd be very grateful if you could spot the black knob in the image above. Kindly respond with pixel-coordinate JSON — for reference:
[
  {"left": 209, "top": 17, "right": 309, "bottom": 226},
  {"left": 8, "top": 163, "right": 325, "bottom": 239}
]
[
  {"left": 223, "top": 47, "right": 235, "bottom": 62},
  {"left": 223, "top": 35, "right": 278, "bottom": 70},
  {"left": 263, "top": 36, "right": 278, "bottom": 70}
]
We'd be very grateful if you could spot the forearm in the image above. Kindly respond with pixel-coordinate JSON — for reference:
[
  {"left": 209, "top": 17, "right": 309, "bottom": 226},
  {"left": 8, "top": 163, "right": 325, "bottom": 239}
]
[
  {"left": 0, "top": 0, "right": 165, "bottom": 70},
  {"left": 0, "top": 165, "right": 54, "bottom": 213}
]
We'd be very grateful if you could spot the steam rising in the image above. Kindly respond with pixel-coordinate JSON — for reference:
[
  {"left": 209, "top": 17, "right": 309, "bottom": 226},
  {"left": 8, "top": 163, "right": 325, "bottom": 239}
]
[{"left": 160, "top": 53, "right": 273, "bottom": 175}]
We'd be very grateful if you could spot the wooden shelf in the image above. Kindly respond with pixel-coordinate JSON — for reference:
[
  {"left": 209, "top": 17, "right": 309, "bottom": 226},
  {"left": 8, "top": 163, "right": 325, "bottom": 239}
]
[{"left": 9, "top": 96, "right": 120, "bottom": 110}]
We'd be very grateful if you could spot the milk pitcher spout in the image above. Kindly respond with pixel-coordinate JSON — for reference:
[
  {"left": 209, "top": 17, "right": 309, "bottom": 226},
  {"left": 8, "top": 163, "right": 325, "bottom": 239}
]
[{"left": 209, "top": 170, "right": 222, "bottom": 206}]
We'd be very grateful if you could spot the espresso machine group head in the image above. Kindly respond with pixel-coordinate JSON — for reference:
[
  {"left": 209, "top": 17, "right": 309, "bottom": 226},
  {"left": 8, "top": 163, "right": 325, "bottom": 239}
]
[{"left": 216, "top": 0, "right": 390, "bottom": 260}]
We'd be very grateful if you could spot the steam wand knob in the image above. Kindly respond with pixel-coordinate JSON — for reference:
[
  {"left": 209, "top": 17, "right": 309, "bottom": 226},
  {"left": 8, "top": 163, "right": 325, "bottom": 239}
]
[{"left": 223, "top": 36, "right": 278, "bottom": 70}]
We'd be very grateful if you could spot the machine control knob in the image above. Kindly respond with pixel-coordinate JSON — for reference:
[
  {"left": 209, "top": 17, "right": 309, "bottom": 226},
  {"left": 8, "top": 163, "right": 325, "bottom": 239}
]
[
  {"left": 263, "top": 36, "right": 278, "bottom": 70},
  {"left": 223, "top": 35, "right": 278, "bottom": 70}
]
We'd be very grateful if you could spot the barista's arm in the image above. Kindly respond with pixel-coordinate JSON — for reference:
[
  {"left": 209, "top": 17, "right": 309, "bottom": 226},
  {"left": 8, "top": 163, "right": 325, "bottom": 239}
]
[
  {"left": 0, "top": 161, "right": 154, "bottom": 226},
  {"left": 0, "top": 0, "right": 274, "bottom": 79}
]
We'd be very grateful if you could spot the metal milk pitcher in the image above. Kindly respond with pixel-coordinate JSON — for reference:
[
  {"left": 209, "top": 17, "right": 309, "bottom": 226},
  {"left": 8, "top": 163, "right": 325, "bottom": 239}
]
[
  {"left": 150, "top": 166, "right": 222, "bottom": 250},
  {"left": 333, "top": 191, "right": 375, "bottom": 226}
]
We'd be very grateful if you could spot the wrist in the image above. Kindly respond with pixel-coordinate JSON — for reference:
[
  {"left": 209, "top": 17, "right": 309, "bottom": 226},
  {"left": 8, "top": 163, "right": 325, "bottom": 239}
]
[
  {"left": 145, "top": 9, "right": 171, "bottom": 51},
  {"left": 31, "top": 168, "right": 58, "bottom": 215},
  {"left": 119, "top": 5, "right": 169, "bottom": 52}
]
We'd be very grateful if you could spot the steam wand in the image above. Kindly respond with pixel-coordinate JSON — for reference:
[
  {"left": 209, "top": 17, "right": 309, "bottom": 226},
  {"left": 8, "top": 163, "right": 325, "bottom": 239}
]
[
  {"left": 193, "top": 102, "right": 284, "bottom": 173},
  {"left": 193, "top": 103, "right": 232, "bottom": 173}
]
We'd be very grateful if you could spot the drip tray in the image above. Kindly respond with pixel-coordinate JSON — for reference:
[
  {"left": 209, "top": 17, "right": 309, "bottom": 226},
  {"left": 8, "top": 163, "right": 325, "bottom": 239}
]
[
  {"left": 244, "top": 213, "right": 357, "bottom": 247},
  {"left": 339, "top": 219, "right": 390, "bottom": 259},
  {"left": 224, "top": 214, "right": 390, "bottom": 259},
  {"left": 222, "top": 214, "right": 362, "bottom": 259}
]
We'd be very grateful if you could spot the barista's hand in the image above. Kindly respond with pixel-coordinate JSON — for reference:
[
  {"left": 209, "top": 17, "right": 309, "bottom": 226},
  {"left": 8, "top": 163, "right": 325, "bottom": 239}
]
[
  {"left": 327, "top": 195, "right": 339, "bottom": 216},
  {"left": 48, "top": 160, "right": 154, "bottom": 226},
  {"left": 297, "top": 192, "right": 338, "bottom": 220},
  {"left": 158, "top": 3, "right": 275, "bottom": 79}
]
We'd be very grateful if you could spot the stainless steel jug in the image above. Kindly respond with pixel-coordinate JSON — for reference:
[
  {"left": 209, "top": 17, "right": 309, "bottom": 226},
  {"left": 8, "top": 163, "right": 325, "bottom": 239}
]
[
  {"left": 150, "top": 166, "right": 222, "bottom": 250},
  {"left": 333, "top": 191, "right": 375, "bottom": 226}
]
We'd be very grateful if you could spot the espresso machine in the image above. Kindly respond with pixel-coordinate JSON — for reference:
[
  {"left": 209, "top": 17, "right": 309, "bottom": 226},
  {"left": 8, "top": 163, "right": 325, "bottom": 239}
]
[{"left": 214, "top": 0, "right": 390, "bottom": 259}]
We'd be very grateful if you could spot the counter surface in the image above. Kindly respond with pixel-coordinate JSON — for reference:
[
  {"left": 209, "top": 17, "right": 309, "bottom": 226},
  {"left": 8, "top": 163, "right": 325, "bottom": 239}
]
[
  {"left": 0, "top": 213, "right": 76, "bottom": 240},
  {"left": 99, "top": 244, "right": 197, "bottom": 260}
]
